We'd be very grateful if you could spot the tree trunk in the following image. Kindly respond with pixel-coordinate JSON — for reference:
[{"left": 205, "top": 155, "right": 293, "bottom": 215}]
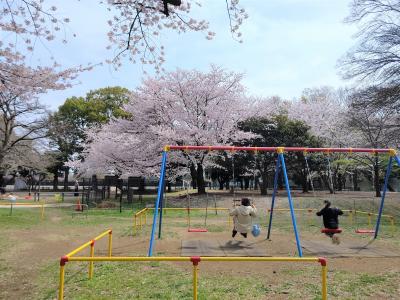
[
  {"left": 337, "top": 173, "right": 343, "bottom": 191},
  {"left": 333, "top": 171, "right": 339, "bottom": 192},
  {"left": 218, "top": 179, "right": 224, "bottom": 190},
  {"left": 353, "top": 169, "right": 359, "bottom": 191},
  {"left": 28, "top": 176, "right": 32, "bottom": 195},
  {"left": 63, "top": 167, "right": 69, "bottom": 191},
  {"left": 254, "top": 177, "right": 259, "bottom": 190},
  {"left": 244, "top": 177, "right": 249, "bottom": 190},
  {"left": 321, "top": 174, "right": 333, "bottom": 194},
  {"left": 190, "top": 164, "right": 197, "bottom": 189},
  {"left": 167, "top": 181, "right": 172, "bottom": 193},
  {"left": 138, "top": 177, "right": 145, "bottom": 193},
  {"left": 0, "top": 155, "right": 5, "bottom": 182},
  {"left": 91, "top": 175, "right": 99, "bottom": 202},
  {"left": 260, "top": 172, "right": 268, "bottom": 196},
  {"left": 196, "top": 163, "right": 206, "bottom": 194},
  {"left": 374, "top": 154, "right": 381, "bottom": 197},
  {"left": 53, "top": 170, "right": 59, "bottom": 191},
  {"left": 278, "top": 172, "right": 284, "bottom": 190},
  {"left": 301, "top": 171, "right": 309, "bottom": 193}
]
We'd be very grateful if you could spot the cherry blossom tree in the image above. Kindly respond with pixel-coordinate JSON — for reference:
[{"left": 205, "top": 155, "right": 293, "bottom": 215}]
[
  {"left": 2, "top": 1, "right": 248, "bottom": 75},
  {"left": 0, "top": 1, "right": 94, "bottom": 187},
  {"left": 287, "top": 86, "right": 400, "bottom": 195},
  {"left": 0, "top": 1, "right": 91, "bottom": 133},
  {"left": 288, "top": 87, "right": 360, "bottom": 147},
  {"left": 0, "top": 1, "right": 71, "bottom": 45},
  {"left": 76, "top": 66, "right": 256, "bottom": 194},
  {"left": 0, "top": 9, "right": 86, "bottom": 173},
  {"left": 0, "top": 1, "right": 84, "bottom": 85},
  {"left": 106, "top": 0, "right": 248, "bottom": 71},
  {"left": 287, "top": 87, "right": 359, "bottom": 193},
  {"left": 0, "top": 66, "right": 79, "bottom": 170}
]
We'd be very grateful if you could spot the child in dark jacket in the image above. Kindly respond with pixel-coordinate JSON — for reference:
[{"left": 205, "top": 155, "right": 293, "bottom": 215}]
[{"left": 316, "top": 200, "right": 343, "bottom": 244}]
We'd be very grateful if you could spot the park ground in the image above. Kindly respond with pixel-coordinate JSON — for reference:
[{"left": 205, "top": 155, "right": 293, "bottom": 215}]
[{"left": 1, "top": 190, "right": 400, "bottom": 299}]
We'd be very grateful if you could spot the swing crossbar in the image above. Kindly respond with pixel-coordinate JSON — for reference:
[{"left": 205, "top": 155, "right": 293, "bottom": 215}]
[
  {"left": 355, "top": 229, "right": 375, "bottom": 234},
  {"left": 167, "top": 145, "right": 393, "bottom": 153},
  {"left": 321, "top": 228, "right": 342, "bottom": 234},
  {"left": 188, "top": 228, "right": 208, "bottom": 233}
]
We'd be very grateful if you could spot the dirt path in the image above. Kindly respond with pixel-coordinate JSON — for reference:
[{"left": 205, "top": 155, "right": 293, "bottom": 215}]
[{"left": 0, "top": 225, "right": 101, "bottom": 299}]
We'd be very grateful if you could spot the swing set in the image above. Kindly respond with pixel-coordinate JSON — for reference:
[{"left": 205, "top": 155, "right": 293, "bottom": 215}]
[
  {"left": 148, "top": 146, "right": 400, "bottom": 257},
  {"left": 186, "top": 192, "right": 209, "bottom": 233},
  {"left": 303, "top": 150, "right": 391, "bottom": 235},
  {"left": 183, "top": 176, "right": 221, "bottom": 233}
]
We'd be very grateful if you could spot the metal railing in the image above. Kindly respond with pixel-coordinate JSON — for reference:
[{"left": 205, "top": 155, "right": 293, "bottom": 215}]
[
  {"left": 133, "top": 208, "right": 148, "bottom": 235},
  {"left": 58, "top": 229, "right": 112, "bottom": 299},
  {"left": 34, "top": 191, "right": 87, "bottom": 202},
  {"left": 1, "top": 201, "right": 46, "bottom": 220},
  {"left": 59, "top": 232, "right": 328, "bottom": 300}
]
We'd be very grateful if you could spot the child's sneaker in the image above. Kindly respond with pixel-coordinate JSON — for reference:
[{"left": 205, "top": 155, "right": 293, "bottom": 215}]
[{"left": 332, "top": 235, "right": 340, "bottom": 245}]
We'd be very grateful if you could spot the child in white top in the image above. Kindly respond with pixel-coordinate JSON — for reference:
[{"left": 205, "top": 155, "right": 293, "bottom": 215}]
[{"left": 229, "top": 198, "right": 257, "bottom": 238}]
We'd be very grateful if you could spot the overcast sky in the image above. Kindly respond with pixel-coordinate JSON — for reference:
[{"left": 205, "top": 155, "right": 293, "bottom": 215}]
[{"left": 37, "top": 1, "right": 358, "bottom": 110}]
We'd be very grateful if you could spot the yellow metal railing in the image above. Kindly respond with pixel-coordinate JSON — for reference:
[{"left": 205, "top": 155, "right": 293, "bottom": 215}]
[
  {"left": 133, "top": 208, "right": 148, "bottom": 235},
  {"left": 58, "top": 229, "right": 112, "bottom": 299},
  {"left": 59, "top": 254, "right": 328, "bottom": 300},
  {"left": 351, "top": 210, "right": 393, "bottom": 225},
  {"left": 1, "top": 202, "right": 46, "bottom": 220}
]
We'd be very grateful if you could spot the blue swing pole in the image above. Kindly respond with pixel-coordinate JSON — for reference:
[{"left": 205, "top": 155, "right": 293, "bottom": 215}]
[
  {"left": 148, "top": 148, "right": 168, "bottom": 257},
  {"left": 374, "top": 154, "right": 394, "bottom": 239},
  {"left": 267, "top": 156, "right": 281, "bottom": 240},
  {"left": 278, "top": 148, "right": 303, "bottom": 257},
  {"left": 158, "top": 161, "right": 167, "bottom": 239},
  {"left": 393, "top": 155, "right": 400, "bottom": 167},
  {"left": 158, "top": 181, "right": 165, "bottom": 239}
]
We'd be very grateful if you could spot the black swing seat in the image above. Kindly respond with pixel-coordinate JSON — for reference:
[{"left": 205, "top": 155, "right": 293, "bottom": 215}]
[
  {"left": 321, "top": 228, "right": 342, "bottom": 234},
  {"left": 355, "top": 229, "right": 375, "bottom": 234}
]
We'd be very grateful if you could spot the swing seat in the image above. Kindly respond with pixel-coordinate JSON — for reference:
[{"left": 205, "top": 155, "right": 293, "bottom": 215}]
[
  {"left": 355, "top": 229, "right": 375, "bottom": 234},
  {"left": 188, "top": 228, "right": 208, "bottom": 233},
  {"left": 321, "top": 228, "right": 342, "bottom": 234}
]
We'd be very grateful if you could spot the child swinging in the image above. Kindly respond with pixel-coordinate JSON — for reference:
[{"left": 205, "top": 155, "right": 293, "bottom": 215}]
[
  {"left": 229, "top": 198, "right": 257, "bottom": 238},
  {"left": 316, "top": 200, "right": 343, "bottom": 244}
]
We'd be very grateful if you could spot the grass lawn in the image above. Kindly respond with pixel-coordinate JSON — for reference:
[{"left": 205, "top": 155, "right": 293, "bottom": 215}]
[{"left": 1, "top": 191, "right": 400, "bottom": 299}]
